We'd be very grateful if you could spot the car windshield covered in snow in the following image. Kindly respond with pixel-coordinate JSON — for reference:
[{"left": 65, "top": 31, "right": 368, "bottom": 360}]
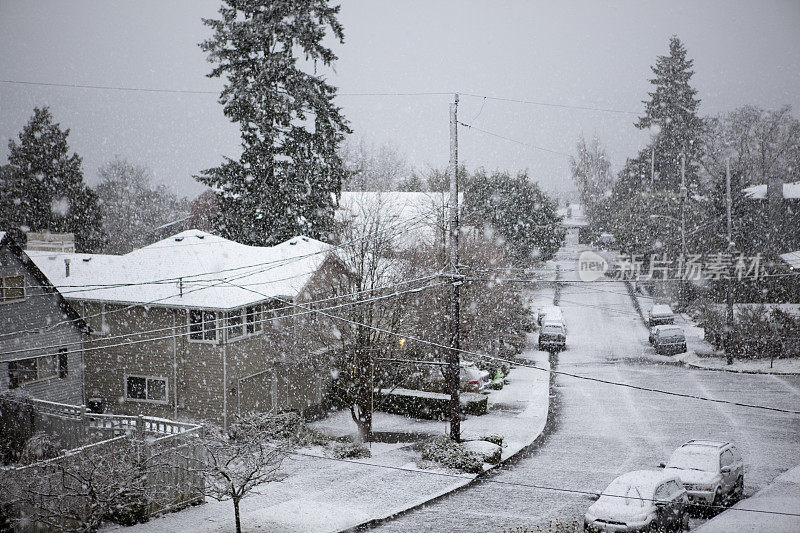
[
  {"left": 667, "top": 446, "right": 718, "bottom": 472},
  {"left": 598, "top": 478, "right": 653, "bottom": 508}
]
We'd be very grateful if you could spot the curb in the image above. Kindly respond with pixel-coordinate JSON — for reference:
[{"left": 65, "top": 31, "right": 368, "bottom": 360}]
[
  {"left": 345, "top": 350, "right": 557, "bottom": 532},
  {"left": 623, "top": 280, "right": 648, "bottom": 327},
  {"left": 680, "top": 359, "right": 800, "bottom": 376}
]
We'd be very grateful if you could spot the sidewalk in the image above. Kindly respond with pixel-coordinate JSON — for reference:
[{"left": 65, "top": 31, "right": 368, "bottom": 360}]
[
  {"left": 677, "top": 351, "right": 800, "bottom": 375},
  {"left": 695, "top": 465, "right": 800, "bottom": 533}
]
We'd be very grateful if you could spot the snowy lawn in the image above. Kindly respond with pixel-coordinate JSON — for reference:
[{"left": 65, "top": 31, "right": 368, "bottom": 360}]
[
  {"left": 678, "top": 351, "right": 800, "bottom": 375},
  {"left": 104, "top": 350, "right": 550, "bottom": 533}
]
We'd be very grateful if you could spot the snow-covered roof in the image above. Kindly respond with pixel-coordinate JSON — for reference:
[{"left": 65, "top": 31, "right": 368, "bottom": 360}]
[
  {"left": 27, "top": 230, "right": 336, "bottom": 310},
  {"left": 742, "top": 181, "right": 800, "bottom": 200},
  {"left": 780, "top": 250, "right": 800, "bottom": 270},
  {"left": 337, "top": 191, "right": 459, "bottom": 249}
]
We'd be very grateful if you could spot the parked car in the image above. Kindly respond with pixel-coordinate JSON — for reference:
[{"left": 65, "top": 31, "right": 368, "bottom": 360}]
[
  {"left": 538, "top": 321, "right": 566, "bottom": 352},
  {"left": 648, "top": 304, "right": 675, "bottom": 327},
  {"left": 584, "top": 470, "right": 689, "bottom": 533},
  {"left": 663, "top": 440, "right": 744, "bottom": 508},
  {"left": 427, "top": 362, "right": 491, "bottom": 393},
  {"left": 460, "top": 362, "right": 491, "bottom": 393},
  {"left": 652, "top": 325, "right": 687, "bottom": 355}
]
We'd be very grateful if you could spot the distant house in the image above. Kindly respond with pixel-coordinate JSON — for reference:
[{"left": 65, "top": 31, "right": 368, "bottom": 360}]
[
  {"left": 0, "top": 232, "right": 88, "bottom": 404},
  {"left": 28, "top": 230, "right": 351, "bottom": 427}
]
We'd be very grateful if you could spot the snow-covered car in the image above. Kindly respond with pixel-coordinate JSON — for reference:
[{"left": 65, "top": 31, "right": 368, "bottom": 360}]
[
  {"left": 663, "top": 440, "right": 744, "bottom": 508},
  {"left": 460, "top": 363, "right": 491, "bottom": 392},
  {"left": 537, "top": 305, "right": 563, "bottom": 327},
  {"left": 538, "top": 321, "right": 566, "bottom": 352},
  {"left": 584, "top": 470, "right": 688, "bottom": 533},
  {"left": 652, "top": 325, "right": 686, "bottom": 355},
  {"left": 648, "top": 304, "right": 675, "bottom": 327}
]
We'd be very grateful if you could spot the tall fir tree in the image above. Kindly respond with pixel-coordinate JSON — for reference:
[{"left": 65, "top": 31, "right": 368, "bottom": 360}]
[
  {"left": 636, "top": 36, "right": 703, "bottom": 192},
  {"left": 197, "top": 0, "right": 350, "bottom": 246},
  {"left": 3, "top": 107, "right": 104, "bottom": 252}
]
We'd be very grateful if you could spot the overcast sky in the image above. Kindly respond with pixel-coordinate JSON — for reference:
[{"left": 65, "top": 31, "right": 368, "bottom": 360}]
[{"left": 1, "top": 0, "right": 799, "bottom": 199}]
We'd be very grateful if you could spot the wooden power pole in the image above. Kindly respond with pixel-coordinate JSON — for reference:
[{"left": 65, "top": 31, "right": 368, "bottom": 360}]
[
  {"left": 725, "top": 158, "right": 734, "bottom": 365},
  {"left": 448, "top": 93, "right": 461, "bottom": 441}
]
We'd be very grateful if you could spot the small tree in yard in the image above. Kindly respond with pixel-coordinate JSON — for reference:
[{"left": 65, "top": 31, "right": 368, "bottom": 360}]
[{"left": 193, "top": 413, "right": 294, "bottom": 533}]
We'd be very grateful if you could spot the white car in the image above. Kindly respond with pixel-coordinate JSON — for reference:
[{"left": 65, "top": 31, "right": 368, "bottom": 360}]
[
  {"left": 585, "top": 470, "right": 689, "bottom": 532},
  {"left": 663, "top": 440, "right": 744, "bottom": 507}
]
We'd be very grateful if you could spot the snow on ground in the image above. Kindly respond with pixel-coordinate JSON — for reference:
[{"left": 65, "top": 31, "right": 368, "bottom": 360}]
[
  {"left": 695, "top": 464, "right": 800, "bottom": 533},
  {"left": 106, "top": 336, "right": 551, "bottom": 533}
]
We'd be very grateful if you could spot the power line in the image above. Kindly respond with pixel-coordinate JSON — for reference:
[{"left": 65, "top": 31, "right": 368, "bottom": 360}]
[
  {"left": 290, "top": 451, "right": 800, "bottom": 519},
  {"left": 0, "top": 79, "right": 219, "bottom": 95},
  {"left": 457, "top": 121, "right": 573, "bottom": 157},
  {"left": 220, "top": 277, "right": 800, "bottom": 416},
  {"left": 0, "top": 274, "right": 444, "bottom": 359},
  {"left": 3, "top": 211, "right": 438, "bottom": 337},
  {"left": 460, "top": 91, "right": 640, "bottom": 116}
]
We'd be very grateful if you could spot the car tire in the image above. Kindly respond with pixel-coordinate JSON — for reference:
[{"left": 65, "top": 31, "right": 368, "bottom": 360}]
[
  {"left": 712, "top": 487, "right": 724, "bottom": 510},
  {"left": 733, "top": 476, "right": 744, "bottom": 501}
]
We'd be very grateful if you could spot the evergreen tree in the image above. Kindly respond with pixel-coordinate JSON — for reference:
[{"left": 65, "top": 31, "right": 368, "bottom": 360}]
[
  {"left": 636, "top": 36, "right": 703, "bottom": 192},
  {"left": 570, "top": 136, "right": 613, "bottom": 225},
  {"left": 463, "top": 170, "right": 564, "bottom": 263},
  {"left": 3, "top": 107, "right": 104, "bottom": 252},
  {"left": 197, "top": 0, "right": 350, "bottom": 246}
]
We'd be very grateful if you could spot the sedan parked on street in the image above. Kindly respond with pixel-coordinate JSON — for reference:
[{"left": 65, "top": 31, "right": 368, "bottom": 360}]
[
  {"left": 664, "top": 440, "right": 744, "bottom": 508},
  {"left": 584, "top": 470, "right": 689, "bottom": 532},
  {"left": 648, "top": 304, "right": 675, "bottom": 327}
]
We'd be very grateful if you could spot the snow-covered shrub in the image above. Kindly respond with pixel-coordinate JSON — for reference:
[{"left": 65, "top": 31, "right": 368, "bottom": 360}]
[
  {"left": 18, "top": 432, "right": 62, "bottom": 464},
  {"left": 330, "top": 441, "right": 371, "bottom": 459},
  {"left": 462, "top": 440, "right": 501, "bottom": 465},
  {"left": 421, "top": 436, "right": 483, "bottom": 474}
]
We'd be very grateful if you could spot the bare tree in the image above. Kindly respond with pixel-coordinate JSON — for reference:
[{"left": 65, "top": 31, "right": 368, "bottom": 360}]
[
  {"left": 701, "top": 105, "right": 800, "bottom": 186},
  {"left": 340, "top": 138, "right": 409, "bottom": 191},
  {"left": 190, "top": 414, "right": 291, "bottom": 533}
]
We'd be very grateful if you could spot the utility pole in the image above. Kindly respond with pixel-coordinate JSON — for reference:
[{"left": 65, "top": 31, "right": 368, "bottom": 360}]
[
  {"left": 725, "top": 158, "right": 734, "bottom": 365},
  {"left": 448, "top": 93, "right": 461, "bottom": 442}
]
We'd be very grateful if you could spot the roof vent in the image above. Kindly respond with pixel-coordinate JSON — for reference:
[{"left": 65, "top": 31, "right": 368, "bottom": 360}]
[
  {"left": 302, "top": 237, "right": 309, "bottom": 242},
  {"left": 82, "top": 257, "right": 92, "bottom": 262},
  {"left": 197, "top": 234, "right": 205, "bottom": 239},
  {"left": 174, "top": 237, "right": 184, "bottom": 242},
  {"left": 289, "top": 240, "right": 297, "bottom": 245}
]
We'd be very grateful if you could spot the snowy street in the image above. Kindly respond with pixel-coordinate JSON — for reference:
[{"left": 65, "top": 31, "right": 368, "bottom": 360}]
[{"left": 371, "top": 243, "right": 800, "bottom": 531}]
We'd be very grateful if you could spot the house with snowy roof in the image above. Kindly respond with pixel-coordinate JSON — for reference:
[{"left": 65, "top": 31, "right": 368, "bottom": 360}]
[
  {"left": 0, "top": 231, "right": 89, "bottom": 404},
  {"left": 27, "top": 230, "right": 351, "bottom": 427}
]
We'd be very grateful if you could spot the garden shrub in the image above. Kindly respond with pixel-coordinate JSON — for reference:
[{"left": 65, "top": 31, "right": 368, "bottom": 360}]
[
  {"left": 421, "top": 436, "right": 483, "bottom": 474},
  {"left": 330, "top": 441, "right": 371, "bottom": 459}
]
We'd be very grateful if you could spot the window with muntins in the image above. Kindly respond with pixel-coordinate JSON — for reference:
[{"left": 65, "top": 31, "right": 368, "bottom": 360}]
[
  {"left": 125, "top": 375, "right": 168, "bottom": 402},
  {"left": 1, "top": 275, "right": 25, "bottom": 302},
  {"left": 189, "top": 310, "right": 217, "bottom": 341},
  {"left": 227, "top": 309, "right": 244, "bottom": 339},
  {"left": 245, "top": 305, "right": 262, "bottom": 334}
]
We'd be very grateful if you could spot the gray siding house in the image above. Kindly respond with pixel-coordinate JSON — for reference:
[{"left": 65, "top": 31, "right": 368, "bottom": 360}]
[{"left": 0, "top": 232, "right": 88, "bottom": 404}]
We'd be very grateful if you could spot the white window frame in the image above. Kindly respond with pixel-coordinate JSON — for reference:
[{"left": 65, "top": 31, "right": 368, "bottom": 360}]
[
  {"left": 188, "top": 309, "right": 219, "bottom": 343},
  {"left": 227, "top": 308, "right": 245, "bottom": 340},
  {"left": 124, "top": 374, "right": 169, "bottom": 404},
  {"left": 245, "top": 304, "right": 263, "bottom": 335},
  {"left": 0, "top": 274, "right": 26, "bottom": 303}
]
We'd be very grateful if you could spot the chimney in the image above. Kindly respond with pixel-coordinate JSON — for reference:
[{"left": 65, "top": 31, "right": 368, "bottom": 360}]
[{"left": 64, "top": 258, "right": 70, "bottom": 278}]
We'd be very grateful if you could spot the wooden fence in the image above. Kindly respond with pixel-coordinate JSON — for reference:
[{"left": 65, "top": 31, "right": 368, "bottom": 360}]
[{"left": 0, "top": 398, "right": 204, "bottom": 532}]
